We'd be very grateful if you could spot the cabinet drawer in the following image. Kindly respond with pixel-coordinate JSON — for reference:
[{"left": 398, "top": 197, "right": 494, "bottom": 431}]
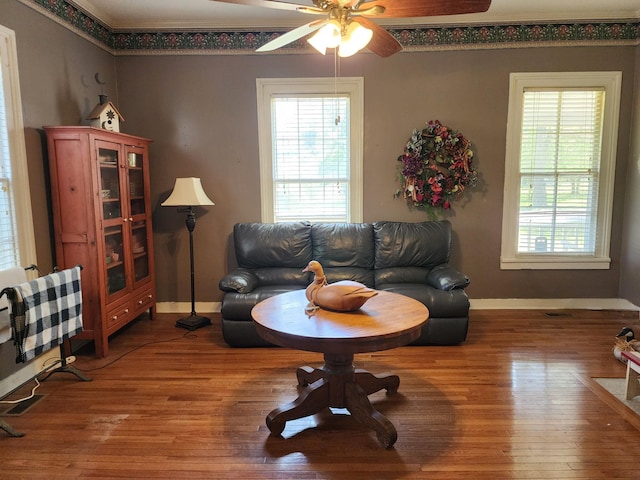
[
  {"left": 106, "top": 302, "right": 133, "bottom": 330},
  {"left": 133, "top": 288, "right": 154, "bottom": 313}
]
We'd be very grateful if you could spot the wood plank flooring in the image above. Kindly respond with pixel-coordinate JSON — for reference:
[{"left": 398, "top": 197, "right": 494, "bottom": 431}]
[{"left": 2, "top": 309, "right": 640, "bottom": 479}]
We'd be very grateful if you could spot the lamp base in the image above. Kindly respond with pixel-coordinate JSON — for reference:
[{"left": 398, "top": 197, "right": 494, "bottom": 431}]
[{"left": 175, "top": 314, "right": 211, "bottom": 331}]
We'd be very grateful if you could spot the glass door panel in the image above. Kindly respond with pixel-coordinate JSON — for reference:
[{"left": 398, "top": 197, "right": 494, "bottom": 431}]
[
  {"left": 131, "top": 220, "right": 150, "bottom": 283},
  {"left": 99, "top": 147, "right": 121, "bottom": 220},
  {"left": 104, "top": 225, "right": 126, "bottom": 295},
  {"left": 127, "top": 152, "right": 145, "bottom": 217}
]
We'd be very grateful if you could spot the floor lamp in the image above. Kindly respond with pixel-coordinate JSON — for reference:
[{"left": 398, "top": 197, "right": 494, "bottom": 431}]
[{"left": 162, "top": 177, "right": 215, "bottom": 330}]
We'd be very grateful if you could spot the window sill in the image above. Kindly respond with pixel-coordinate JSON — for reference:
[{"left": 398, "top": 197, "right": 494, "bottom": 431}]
[{"left": 500, "top": 256, "right": 611, "bottom": 270}]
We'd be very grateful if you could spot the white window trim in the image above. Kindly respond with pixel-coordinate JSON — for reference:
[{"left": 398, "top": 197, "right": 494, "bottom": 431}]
[
  {"left": 501, "top": 71, "right": 622, "bottom": 270},
  {"left": 256, "top": 77, "right": 364, "bottom": 223},
  {"left": 0, "top": 25, "right": 37, "bottom": 268}
]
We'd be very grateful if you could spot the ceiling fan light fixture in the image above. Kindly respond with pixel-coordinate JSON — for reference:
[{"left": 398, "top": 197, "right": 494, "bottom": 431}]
[
  {"left": 338, "top": 21, "right": 373, "bottom": 57},
  {"left": 307, "top": 20, "right": 342, "bottom": 54}
]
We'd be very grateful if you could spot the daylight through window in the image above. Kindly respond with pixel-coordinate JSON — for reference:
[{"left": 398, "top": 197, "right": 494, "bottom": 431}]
[
  {"left": 272, "top": 96, "right": 349, "bottom": 222},
  {"left": 257, "top": 78, "right": 364, "bottom": 224},
  {"left": 0, "top": 25, "right": 36, "bottom": 270},
  {"left": 518, "top": 89, "right": 604, "bottom": 255},
  {"left": 501, "top": 72, "right": 621, "bottom": 270}
]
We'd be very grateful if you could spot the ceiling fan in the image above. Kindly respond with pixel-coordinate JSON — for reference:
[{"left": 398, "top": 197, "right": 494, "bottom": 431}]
[{"left": 212, "top": 0, "right": 492, "bottom": 57}]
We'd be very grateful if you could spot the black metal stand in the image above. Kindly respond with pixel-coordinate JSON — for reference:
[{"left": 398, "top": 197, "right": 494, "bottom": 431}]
[
  {"left": 175, "top": 207, "right": 211, "bottom": 331},
  {"left": 0, "top": 419, "right": 24, "bottom": 437},
  {"left": 39, "top": 348, "right": 92, "bottom": 383}
]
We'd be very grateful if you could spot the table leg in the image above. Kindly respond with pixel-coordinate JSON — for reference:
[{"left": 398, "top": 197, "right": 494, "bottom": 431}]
[
  {"left": 354, "top": 369, "right": 399, "bottom": 395},
  {"left": 266, "top": 378, "right": 330, "bottom": 435},
  {"left": 266, "top": 353, "right": 400, "bottom": 447},
  {"left": 345, "top": 382, "right": 397, "bottom": 448},
  {"left": 297, "top": 365, "right": 324, "bottom": 386}
]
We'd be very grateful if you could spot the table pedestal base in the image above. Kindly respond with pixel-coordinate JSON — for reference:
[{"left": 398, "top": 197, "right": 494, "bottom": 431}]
[{"left": 265, "top": 353, "right": 400, "bottom": 448}]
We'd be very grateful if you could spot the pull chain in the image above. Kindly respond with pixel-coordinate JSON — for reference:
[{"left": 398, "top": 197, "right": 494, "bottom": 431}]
[{"left": 334, "top": 49, "right": 341, "bottom": 125}]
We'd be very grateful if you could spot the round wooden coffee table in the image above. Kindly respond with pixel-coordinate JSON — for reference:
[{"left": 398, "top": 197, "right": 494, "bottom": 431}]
[{"left": 251, "top": 289, "right": 428, "bottom": 448}]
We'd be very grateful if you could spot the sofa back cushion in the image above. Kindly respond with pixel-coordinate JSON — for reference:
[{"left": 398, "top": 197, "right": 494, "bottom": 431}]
[
  {"left": 374, "top": 221, "right": 451, "bottom": 269},
  {"left": 311, "top": 223, "right": 375, "bottom": 286},
  {"left": 311, "top": 223, "right": 374, "bottom": 268},
  {"left": 234, "top": 222, "right": 312, "bottom": 269}
]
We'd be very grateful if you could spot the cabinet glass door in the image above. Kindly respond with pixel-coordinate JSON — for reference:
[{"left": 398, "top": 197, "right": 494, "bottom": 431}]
[
  {"left": 127, "top": 151, "right": 145, "bottom": 216},
  {"left": 104, "top": 225, "right": 126, "bottom": 295},
  {"left": 131, "top": 220, "right": 150, "bottom": 283},
  {"left": 99, "top": 147, "right": 121, "bottom": 220}
]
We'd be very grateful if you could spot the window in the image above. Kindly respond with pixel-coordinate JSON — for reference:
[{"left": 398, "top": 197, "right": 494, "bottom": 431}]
[
  {"left": 0, "top": 25, "right": 36, "bottom": 270},
  {"left": 501, "top": 72, "right": 621, "bottom": 269},
  {"left": 256, "top": 77, "right": 363, "bottom": 223}
]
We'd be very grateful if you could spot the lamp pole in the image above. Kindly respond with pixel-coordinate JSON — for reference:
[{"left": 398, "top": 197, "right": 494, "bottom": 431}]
[
  {"left": 175, "top": 206, "right": 211, "bottom": 330},
  {"left": 186, "top": 206, "right": 197, "bottom": 317}
]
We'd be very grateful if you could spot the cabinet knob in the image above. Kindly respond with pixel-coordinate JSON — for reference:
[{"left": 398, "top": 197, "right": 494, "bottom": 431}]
[
  {"left": 112, "top": 315, "right": 118, "bottom": 321},
  {"left": 129, "top": 217, "right": 133, "bottom": 221},
  {"left": 124, "top": 309, "right": 129, "bottom": 314},
  {"left": 138, "top": 299, "right": 143, "bottom": 305}
]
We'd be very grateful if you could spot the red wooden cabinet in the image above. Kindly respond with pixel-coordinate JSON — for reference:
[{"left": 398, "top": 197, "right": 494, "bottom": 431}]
[{"left": 44, "top": 126, "right": 156, "bottom": 357}]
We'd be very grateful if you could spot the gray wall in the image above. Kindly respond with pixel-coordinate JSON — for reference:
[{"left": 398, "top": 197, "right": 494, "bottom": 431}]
[
  {"left": 116, "top": 47, "right": 635, "bottom": 304},
  {"left": 620, "top": 47, "right": 640, "bottom": 307},
  {"left": 3, "top": 0, "right": 118, "bottom": 274},
  {"left": 3, "top": 0, "right": 639, "bottom": 305}
]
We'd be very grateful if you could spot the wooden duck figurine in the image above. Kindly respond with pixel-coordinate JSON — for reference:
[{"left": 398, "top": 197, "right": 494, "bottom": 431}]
[
  {"left": 613, "top": 327, "right": 640, "bottom": 363},
  {"left": 302, "top": 260, "right": 377, "bottom": 312}
]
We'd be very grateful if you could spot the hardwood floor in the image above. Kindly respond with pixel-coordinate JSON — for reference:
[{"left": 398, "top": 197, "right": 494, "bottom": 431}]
[{"left": 2, "top": 309, "right": 640, "bottom": 479}]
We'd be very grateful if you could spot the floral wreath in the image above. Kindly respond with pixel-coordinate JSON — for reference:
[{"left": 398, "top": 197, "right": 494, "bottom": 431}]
[{"left": 395, "top": 120, "right": 478, "bottom": 216}]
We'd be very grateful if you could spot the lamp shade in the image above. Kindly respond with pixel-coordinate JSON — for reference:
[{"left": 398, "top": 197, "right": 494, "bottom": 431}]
[
  {"left": 161, "top": 177, "right": 215, "bottom": 207},
  {"left": 307, "top": 20, "right": 341, "bottom": 55},
  {"left": 338, "top": 22, "right": 373, "bottom": 57}
]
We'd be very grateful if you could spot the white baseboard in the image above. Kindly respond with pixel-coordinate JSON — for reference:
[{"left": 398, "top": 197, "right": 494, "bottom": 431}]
[
  {"left": 469, "top": 298, "right": 640, "bottom": 311},
  {"left": 156, "top": 302, "right": 220, "bottom": 314},
  {"left": 156, "top": 298, "right": 640, "bottom": 315}
]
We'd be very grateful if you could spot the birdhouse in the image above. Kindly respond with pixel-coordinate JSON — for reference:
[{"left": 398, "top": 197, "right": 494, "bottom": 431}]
[{"left": 87, "top": 95, "right": 124, "bottom": 132}]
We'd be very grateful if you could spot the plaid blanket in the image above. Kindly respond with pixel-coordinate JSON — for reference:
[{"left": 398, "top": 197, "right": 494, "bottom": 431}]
[{"left": 9, "top": 266, "right": 83, "bottom": 363}]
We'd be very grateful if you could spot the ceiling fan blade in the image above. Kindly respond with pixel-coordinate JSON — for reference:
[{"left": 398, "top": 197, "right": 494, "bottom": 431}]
[
  {"left": 256, "top": 19, "right": 327, "bottom": 52},
  {"left": 356, "top": 0, "right": 491, "bottom": 18},
  {"left": 352, "top": 17, "right": 402, "bottom": 57},
  {"left": 210, "top": 0, "right": 317, "bottom": 13}
]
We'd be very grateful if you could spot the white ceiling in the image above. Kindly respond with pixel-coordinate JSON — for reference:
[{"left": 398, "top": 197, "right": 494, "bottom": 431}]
[{"left": 72, "top": 0, "right": 640, "bottom": 30}]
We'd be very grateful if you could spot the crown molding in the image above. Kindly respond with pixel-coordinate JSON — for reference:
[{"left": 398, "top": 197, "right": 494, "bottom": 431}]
[{"left": 19, "top": 0, "right": 640, "bottom": 55}]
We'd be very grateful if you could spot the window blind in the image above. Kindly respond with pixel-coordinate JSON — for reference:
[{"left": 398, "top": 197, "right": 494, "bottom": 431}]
[
  {"left": 0, "top": 67, "right": 19, "bottom": 270},
  {"left": 271, "top": 95, "right": 350, "bottom": 223},
  {"left": 517, "top": 88, "right": 604, "bottom": 255}
]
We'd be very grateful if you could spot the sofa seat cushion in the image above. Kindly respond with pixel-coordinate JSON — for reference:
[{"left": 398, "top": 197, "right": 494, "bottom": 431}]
[
  {"left": 322, "top": 267, "right": 374, "bottom": 287},
  {"left": 253, "top": 268, "right": 309, "bottom": 286},
  {"left": 376, "top": 283, "right": 469, "bottom": 318},
  {"left": 374, "top": 266, "right": 429, "bottom": 285},
  {"left": 220, "top": 285, "right": 304, "bottom": 320}
]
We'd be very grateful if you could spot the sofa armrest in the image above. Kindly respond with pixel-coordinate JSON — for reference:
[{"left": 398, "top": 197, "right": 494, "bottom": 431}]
[
  {"left": 219, "top": 269, "right": 259, "bottom": 294},
  {"left": 426, "top": 264, "right": 470, "bottom": 291}
]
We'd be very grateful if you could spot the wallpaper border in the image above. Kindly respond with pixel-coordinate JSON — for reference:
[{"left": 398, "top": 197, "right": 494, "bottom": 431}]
[{"left": 19, "top": 0, "right": 640, "bottom": 56}]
